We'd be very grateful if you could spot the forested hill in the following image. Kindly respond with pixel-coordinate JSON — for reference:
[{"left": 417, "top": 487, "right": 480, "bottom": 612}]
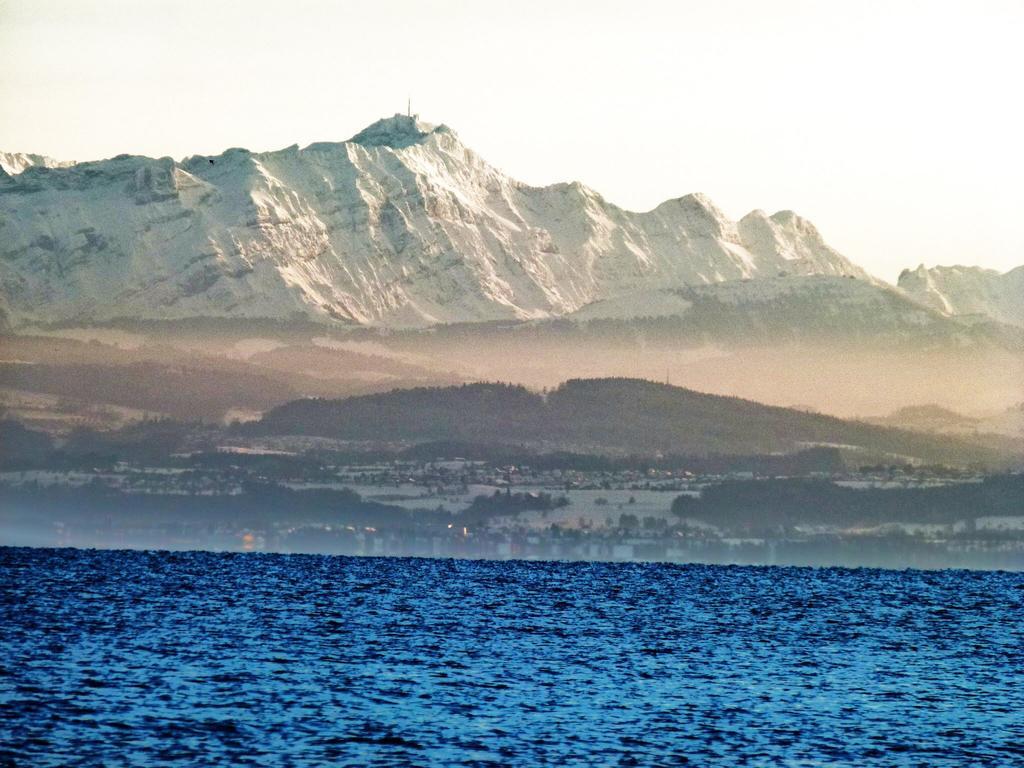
[{"left": 250, "top": 379, "right": 1018, "bottom": 467}]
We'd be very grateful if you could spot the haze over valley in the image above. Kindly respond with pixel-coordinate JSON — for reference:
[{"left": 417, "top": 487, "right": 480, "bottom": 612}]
[{"left": 1, "top": 114, "right": 1022, "bottom": 421}]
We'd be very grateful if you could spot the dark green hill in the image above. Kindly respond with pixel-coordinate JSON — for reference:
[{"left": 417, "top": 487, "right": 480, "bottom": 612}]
[
  {"left": 256, "top": 382, "right": 545, "bottom": 442},
  {"left": 252, "top": 378, "right": 1020, "bottom": 468}
]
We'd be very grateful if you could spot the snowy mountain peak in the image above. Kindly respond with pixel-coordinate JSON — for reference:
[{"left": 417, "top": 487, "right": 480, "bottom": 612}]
[
  {"left": 680, "top": 191, "right": 719, "bottom": 209},
  {"left": 666, "top": 192, "right": 726, "bottom": 217},
  {"left": 770, "top": 210, "right": 818, "bottom": 235},
  {"left": 0, "top": 115, "right": 885, "bottom": 328},
  {"left": 0, "top": 152, "right": 75, "bottom": 176},
  {"left": 347, "top": 113, "right": 452, "bottom": 149}
]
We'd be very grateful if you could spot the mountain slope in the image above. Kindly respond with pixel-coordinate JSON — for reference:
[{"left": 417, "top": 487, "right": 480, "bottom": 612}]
[
  {"left": 567, "top": 274, "right": 994, "bottom": 344},
  {"left": 251, "top": 379, "right": 1018, "bottom": 466},
  {"left": 0, "top": 114, "right": 872, "bottom": 329},
  {"left": 898, "top": 264, "right": 1024, "bottom": 328}
]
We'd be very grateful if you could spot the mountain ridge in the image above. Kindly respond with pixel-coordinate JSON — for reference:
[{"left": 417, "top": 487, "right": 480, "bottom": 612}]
[
  {"left": 898, "top": 264, "right": 1024, "bottom": 328},
  {"left": 1, "top": 114, "right": 877, "bottom": 330},
  {"left": 0, "top": 152, "right": 75, "bottom": 177},
  {"left": 249, "top": 377, "right": 1020, "bottom": 467}
]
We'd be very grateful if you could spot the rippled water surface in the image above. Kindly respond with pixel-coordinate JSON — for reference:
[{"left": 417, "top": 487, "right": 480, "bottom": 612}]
[{"left": 1, "top": 548, "right": 1022, "bottom": 766}]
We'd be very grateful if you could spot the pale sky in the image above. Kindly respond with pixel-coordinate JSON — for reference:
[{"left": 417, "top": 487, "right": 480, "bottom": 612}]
[{"left": 1, "top": 0, "right": 1022, "bottom": 281}]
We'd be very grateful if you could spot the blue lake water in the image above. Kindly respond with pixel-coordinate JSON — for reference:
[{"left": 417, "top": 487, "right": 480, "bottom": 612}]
[{"left": 1, "top": 547, "right": 1022, "bottom": 766}]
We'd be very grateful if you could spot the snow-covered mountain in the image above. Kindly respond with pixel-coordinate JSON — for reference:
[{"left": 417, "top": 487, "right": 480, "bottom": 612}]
[
  {"left": 898, "top": 264, "right": 1024, "bottom": 328},
  {"left": 553, "top": 274, "right": 1015, "bottom": 349},
  {"left": 0, "top": 114, "right": 879, "bottom": 330},
  {"left": 0, "top": 152, "right": 75, "bottom": 176}
]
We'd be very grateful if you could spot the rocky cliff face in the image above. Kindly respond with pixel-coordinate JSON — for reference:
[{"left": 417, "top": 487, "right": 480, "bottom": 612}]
[{"left": 0, "top": 115, "right": 874, "bottom": 329}]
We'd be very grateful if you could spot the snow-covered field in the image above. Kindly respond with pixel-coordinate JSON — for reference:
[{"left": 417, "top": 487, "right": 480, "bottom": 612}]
[{"left": 283, "top": 480, "right": 691, "bottom": 530}]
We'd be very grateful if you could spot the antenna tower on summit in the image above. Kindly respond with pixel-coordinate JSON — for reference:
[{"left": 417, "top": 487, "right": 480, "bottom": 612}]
[{"left": 407, "top": 97, "right": 411, "bottom": 118}]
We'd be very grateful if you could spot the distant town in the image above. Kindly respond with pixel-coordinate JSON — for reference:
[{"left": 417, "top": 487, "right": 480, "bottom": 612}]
[{"left": 3, "top": 441, "right": 1022, "bottom": 570}]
